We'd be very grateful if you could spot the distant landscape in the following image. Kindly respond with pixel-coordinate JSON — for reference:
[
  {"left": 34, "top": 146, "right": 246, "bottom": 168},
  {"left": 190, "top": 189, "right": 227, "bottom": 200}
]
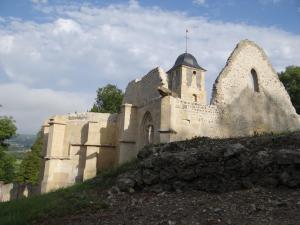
[
  {"left": 4, "top": 134, "right": 37, "bottom": 162},
  {"left": 5, "top": 134, "right": 36, "bottom": 152}
]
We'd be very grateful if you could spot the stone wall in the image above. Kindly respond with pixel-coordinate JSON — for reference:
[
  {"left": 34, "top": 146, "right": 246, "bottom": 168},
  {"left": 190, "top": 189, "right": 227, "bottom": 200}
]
[
  {"left": 0, "top": 182, "right": 38, "bottom": 202},
  {"left": 118, "top": 98, "right": 163, "bottom": 163},
  {"left": 40, "top": 112, "right": 119, "bottom": 193},
  {"left": 169, "top": 98, "right": 221, "bottom": 140},
  {"left": 122, "top": 67, "right": 168, "bottom": 107},
  {"left": 118, "top": 67, "right": 168, "bottom": 164}
]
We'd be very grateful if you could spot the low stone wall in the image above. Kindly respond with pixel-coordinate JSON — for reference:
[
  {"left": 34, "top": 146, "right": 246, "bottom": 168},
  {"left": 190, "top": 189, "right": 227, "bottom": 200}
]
[
  {"left": 0, "top": 182, "right": 38, "bottom": 202},
  {"left": 117, "top": 132, "right": 300, "bottom": 193}
]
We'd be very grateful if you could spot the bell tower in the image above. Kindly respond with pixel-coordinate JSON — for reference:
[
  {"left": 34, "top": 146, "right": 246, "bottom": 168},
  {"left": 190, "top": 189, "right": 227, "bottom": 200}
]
[{"left": 167, "top": 53, "right": 207, "bottom": 104}]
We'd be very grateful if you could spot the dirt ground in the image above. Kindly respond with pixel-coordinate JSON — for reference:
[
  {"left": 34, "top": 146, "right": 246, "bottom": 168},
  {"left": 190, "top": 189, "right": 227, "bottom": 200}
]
[{"left": 38, "top": 187, "right": 300, "bottom": 225}]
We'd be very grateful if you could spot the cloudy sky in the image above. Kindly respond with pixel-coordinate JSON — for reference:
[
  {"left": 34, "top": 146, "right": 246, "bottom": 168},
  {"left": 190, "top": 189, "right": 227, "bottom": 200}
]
[{"left": 0, "top": 0, "right": 299, "bottom": 134}]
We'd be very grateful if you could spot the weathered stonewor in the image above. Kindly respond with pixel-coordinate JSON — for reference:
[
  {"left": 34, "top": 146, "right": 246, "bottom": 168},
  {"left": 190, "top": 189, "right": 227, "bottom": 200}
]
[
  {"left": 117, "top": 132, "right": 300, "bottom": 193},
  {"left": 40, "top": 39, "right": 300, "bottom": 193},
  {"left": 0, "top": 182, "right": 38, "bottom": 202}
]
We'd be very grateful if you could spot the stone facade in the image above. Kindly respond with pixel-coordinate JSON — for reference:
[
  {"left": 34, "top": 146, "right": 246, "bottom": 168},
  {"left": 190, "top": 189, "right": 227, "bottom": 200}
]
[{"left": 40, "top": 40, "right": 300, "bottom": 193}]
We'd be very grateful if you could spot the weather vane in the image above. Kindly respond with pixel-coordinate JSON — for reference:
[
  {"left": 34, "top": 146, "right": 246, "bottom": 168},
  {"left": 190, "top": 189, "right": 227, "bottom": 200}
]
[{"left": 185, "top": 29, "right": 189, "bottom": 53}]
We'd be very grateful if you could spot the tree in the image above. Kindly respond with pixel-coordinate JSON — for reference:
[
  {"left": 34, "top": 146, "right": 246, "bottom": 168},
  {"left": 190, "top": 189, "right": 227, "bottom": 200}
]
[
  {"left": 0, "top": 116, "right": 17, "bottom": 183},
  {"left": 16, "top": 131, "right": 42, "bottom": 184},
  {"left": 279, "top": 66, "right": 300, "bottom": 114},
  {"left": 0, "top": 150, "right": 15, "bottom": 183},
  {"left": 0, "top": 116, "right": 17, "bottom": 143},
  {"left": 90, "top": 84, "right": 123, "bottom": 113}
]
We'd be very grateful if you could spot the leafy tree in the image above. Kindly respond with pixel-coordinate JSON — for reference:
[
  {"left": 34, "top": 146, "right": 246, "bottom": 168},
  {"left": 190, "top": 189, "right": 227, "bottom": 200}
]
[
  {"left": 0, "top": 116, "right": 17, "bottom": 143},
  {"left": 90, "top": 84, "right": 123, "bottom": 113},
  {"left": 0, "top": 151, "right": 16, "bottom": 183},
  {"left": 279, "top": 66, "right": 300, "bottom": 114},
  {"left": 0, "top": 116, "right": 17, "bottom": 183},
  {"left": 17, "top": 131, "right": 42, "bottom": 184}
]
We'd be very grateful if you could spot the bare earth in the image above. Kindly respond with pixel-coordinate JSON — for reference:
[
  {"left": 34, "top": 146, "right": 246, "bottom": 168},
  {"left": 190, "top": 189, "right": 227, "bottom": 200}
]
[{"left": 37, "top": 187, "right": 300, "bottom": 225}]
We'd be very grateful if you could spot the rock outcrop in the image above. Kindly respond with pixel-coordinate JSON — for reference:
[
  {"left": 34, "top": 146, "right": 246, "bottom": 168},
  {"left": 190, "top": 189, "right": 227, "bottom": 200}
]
[{"left": 117, "top": 132, "right": 300, "bottom": 193}]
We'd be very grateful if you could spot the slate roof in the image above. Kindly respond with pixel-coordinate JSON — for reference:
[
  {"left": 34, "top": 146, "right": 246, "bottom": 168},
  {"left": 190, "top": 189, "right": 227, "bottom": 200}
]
[{"left": 168, "top": 53, "right": 206, "bottom": 72}]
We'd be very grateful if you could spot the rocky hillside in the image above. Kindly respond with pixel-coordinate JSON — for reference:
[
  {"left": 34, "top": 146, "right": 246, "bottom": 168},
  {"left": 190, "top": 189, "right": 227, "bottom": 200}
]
[
  {"left": 117, "top": 131, "right": 300, "bottom": 193},
  {"left": 5, "top": 131, "right": 300, "bottom": 225}
]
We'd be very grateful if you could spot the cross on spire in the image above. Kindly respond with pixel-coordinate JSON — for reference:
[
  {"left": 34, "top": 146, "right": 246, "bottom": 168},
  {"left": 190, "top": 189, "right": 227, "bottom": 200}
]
[{"left": 185, "top": 29, "right": 189, "bottom": 53}]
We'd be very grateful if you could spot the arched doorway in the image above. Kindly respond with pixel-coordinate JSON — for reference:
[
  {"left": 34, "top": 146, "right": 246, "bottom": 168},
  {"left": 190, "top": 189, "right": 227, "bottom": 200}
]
[{"left": 141, "top": 112, "right": 154, "bottom": 145}]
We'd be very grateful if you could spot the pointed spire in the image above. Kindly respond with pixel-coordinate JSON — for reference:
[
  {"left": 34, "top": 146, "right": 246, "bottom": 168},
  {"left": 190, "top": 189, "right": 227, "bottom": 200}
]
[{"left": 185, "top": 29, "right": 189, "bottom": 53}]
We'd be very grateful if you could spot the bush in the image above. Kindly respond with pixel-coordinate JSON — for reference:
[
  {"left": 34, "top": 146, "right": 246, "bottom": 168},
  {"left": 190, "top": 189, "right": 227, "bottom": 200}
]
[
  {"left": 90, "top": 84, "right": 123, "bottom": 113},
  {"left": 279, "top": 66, "right": 300, "bottom": 114},
  {"left": 16, "top": 131, "right": 42, "bottom": 184},
  {"left": 0, "top": 116, "right": 17, "bottom": 183}
]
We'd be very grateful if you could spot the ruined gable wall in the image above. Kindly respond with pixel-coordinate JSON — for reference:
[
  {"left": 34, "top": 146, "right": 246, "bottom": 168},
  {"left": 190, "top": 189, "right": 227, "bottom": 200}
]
[
  {"left": 122, "top": 67, "right": 168, "bottom": 107},
  {"left": 211, "top": 40, "right": 300, "bottom": 136}
]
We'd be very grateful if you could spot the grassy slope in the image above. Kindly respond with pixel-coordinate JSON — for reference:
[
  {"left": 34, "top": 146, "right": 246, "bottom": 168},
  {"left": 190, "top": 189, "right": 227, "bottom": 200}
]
[
  {"left": 0, "top": 161, "right": 137, "bottom": 225},
  {"left": 2, "top": 131, "right": 299, "bottom": 225}
]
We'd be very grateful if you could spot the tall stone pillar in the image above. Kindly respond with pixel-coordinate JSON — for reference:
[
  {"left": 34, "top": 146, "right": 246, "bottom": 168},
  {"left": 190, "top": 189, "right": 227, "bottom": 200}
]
[
  {"left": 41, "top": 122, "right": 50, "bottom": 157},
  {"left": 159, "top": 96, "right": 175, "bottom": 143},
  {"left": 45, "top": 116, "right": 67, "bottom": 158},
  {"left": 118, "top": 103, "right": 137, "bottom": 164},
  {"left": 40, "top": 116, "right": 68, "bottom": 193},
  {"left": 83, "top": 121, "right": 99, "bottom": 180}
]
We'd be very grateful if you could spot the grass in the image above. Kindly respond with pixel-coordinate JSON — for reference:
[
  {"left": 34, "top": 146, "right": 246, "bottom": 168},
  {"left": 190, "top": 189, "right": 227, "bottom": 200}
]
[{"left": 0, "top": 160, "right": 137, "bottom": 225}]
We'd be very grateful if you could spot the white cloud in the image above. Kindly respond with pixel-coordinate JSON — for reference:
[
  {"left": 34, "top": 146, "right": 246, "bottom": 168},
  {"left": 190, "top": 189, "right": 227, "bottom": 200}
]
[
  {"left": 0, "top": 1, "right": 300, "bottom": 133},
  {"left": 259, "top": 0, "right": 281, "bottom": 4},
  {"left": 31, "top": 0, "right": 48, "bottom": 4},
  {"left": 53, "top": 18, "right": 82, "bottom": 34},
  {"left": 193, "top": 0, "right": 206, "bottom": 6},
  {"left": 0, "top": 83, "right": 92, "bottom": 133}
]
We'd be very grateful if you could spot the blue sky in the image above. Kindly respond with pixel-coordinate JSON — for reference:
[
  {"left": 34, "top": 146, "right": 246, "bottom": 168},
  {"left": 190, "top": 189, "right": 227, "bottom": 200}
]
[
  {"left": 0, "top": 0, "right": 300, "bottom": 133},
  {"left": 1, "top": 0, "right": 300, "bottom": 33}
]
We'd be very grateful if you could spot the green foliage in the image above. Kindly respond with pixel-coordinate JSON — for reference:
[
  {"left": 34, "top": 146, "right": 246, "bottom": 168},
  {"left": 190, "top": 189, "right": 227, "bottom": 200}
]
[
  {"left": 6, "top": 134, "right": 36, "bottom": 152},
  {"left": 279, "top": 66, "right": 300, "bottom": 114},
  {"left": 0, "top": 184, "right": 108, "bottom": 225},
  {"left": 90, "top": 84, "right": 123, "bottom": 113},
  {"left": 16, "top": 131, "right": 43, "bottom": 184},
  {"left": 0, "top": 160, "right": 137, "bottom": 225},
  {"left": 0, "top": 147, "right": 16, "bottom": 183},
  {"left": 0, "top": 116, "right": 17, "bottom": 143},
  {"left": 0, "top": 116, "right": 17, "bottom": 183}
]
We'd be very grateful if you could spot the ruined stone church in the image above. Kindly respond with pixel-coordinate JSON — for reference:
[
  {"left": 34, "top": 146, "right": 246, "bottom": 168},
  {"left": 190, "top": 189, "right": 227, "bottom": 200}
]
[{"left": 40, "top": 40, "right": 300, "bottom": 193}]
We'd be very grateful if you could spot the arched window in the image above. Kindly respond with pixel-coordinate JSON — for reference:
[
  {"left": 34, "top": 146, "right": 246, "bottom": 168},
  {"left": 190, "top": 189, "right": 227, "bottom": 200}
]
[
  {"left": 141, "top": 112, "right": 154, "bottom": 145},
  {"left": 250, "top": 69, "right": 259, "bottom": 92},
  {"left": 146, "top": 125, "right": 154, "bottom": 144},
  {"left": 193, "top": 94, "right": 197, "bottom": 102}
]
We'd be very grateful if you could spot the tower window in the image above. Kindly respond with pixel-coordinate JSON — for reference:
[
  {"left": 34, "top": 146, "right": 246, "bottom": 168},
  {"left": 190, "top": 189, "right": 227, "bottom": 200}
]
[
  {"left": 250, "top": 69, "right": 259, "bottom": 92},
  {"left": 193, "top": 71, "right": 196, "bottom": 75},
  {"left": 193, "top": 94, "right": 197, "bottom": 102}
]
